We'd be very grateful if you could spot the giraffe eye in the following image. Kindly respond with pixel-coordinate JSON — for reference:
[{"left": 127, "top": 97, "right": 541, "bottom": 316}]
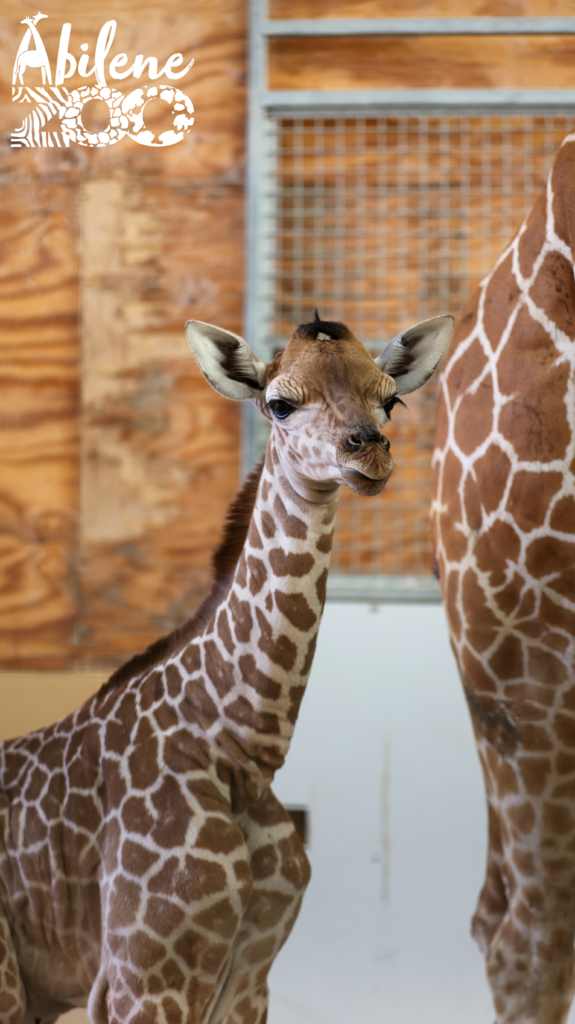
[
  {"left": 269, "top": 399, "right": 296, "bottom": 420},
  {"left": 383, "top": 394, "right": 406, "bottom": 420}
]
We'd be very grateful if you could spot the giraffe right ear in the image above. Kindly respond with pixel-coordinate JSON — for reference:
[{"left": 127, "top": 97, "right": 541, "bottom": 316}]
[
  {"left": 374, "top": 314, "right": 454, "bottom": 395},
  {"left": 185, "top": 320, "right": 267, "bottom": 400}
]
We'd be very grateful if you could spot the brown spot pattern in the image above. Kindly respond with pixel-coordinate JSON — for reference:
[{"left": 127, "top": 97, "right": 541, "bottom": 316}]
[
  {"left": 255, "top": 608, "right": 297, "bottom": 671},
  {"left": 273, "top": 494, "right": 308, "bottom": 539},
  {"left": 432, "top": 134, "right": 575, "bottom": 1024},
  {"left": 274, "top": 590, "right": 317, "bottom": 632},
  {"left": 269, "top": 549, "right": 315, "bottom": 578}
]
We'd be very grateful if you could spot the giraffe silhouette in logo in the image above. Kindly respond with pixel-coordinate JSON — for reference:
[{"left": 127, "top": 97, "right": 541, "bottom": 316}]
[
  {"left": 13, "top": 13, "right": 51, "bottom": 87},
  {"left": 432, "top": 133, "right": 575, "bottom": 1024},
  {"left": 0, "top": 311, "right": 452, "bottom": 1024}
]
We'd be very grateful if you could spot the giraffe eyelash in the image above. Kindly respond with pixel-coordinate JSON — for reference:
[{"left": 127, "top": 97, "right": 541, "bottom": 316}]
[{"left": 383, "top": 395, "right": 407, "bottom": 419}]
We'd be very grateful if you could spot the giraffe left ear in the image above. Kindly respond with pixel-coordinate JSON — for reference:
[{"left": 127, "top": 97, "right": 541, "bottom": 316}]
[
  {"left": 374, "top": 314, "right": 454, "bottom": 395},
  {"left": 185, "top": 320, "right": 267, "bottom": 400}
]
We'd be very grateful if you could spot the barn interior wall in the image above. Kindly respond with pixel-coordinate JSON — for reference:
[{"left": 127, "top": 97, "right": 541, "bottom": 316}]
[
  {"left": 269, "top": 0, "right": 575, "bottom": 16},
  {"left": 0, "top": 0, "right": 246, "bottom": 671},
  {"left": 2, "top": 0, "right": 575, "bottom": 678}
]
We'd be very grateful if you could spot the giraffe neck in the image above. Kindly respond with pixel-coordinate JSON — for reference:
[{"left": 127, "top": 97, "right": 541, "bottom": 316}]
[{"left": 170, "top": 436, "right": 339, "bottom": 809}]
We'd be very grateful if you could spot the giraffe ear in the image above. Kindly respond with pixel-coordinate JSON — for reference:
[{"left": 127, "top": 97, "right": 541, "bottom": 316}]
[
  {"left": 374, "top": 314, "right": 454, "bottom": 395},
  {"left": 185, "top": 320, "right": 267, "bottom": 400}
]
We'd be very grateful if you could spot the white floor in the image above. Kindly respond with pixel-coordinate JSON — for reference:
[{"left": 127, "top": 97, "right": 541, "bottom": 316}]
[{"left": 268, "top": 600, "right": 494, "bottom": 1024}]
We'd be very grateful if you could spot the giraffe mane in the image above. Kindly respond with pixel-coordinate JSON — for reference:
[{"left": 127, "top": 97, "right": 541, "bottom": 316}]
[
  {"left": 98, "top": 455, "right": 265, "bottom": 697},
  {"left": 295, "top": 310, "right": 350, "bottom": 342}
]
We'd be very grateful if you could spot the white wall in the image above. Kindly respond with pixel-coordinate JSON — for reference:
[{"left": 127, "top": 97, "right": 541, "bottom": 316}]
[{"left": 269, "top": 601, "right": 494, "bottom": 1024}]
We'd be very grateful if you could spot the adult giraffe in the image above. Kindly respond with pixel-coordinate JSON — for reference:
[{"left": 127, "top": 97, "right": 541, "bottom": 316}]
[
  {"left": 432, "top": 133, "right": 575, "bottom": 1024},
  {"left": 0, "top": 312, "right": 452, "bottom": 1024}
]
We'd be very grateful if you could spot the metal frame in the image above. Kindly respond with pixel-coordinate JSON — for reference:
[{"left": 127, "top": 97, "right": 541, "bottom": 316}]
[
  {"left": 263, "top": 17, "right": 575, "bottom": 36},
  {"left": 244, "top": 0, "right": 575, "bottom": 601},
  {"left": 327, "top": 574, "right": 441, "bottom": 603},
  {"left": 265, "top": 90, "right": 575, "bottom": 112}
]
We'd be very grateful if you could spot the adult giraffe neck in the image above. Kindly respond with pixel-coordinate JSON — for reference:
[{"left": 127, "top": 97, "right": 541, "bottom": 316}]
[{"left": 171, "top": 435, "right": 339, "bottom": 810}]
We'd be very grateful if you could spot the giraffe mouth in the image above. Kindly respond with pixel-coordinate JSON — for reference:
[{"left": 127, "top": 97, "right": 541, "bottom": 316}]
[{"left": 340, "top": 466, "right": 391, "bottom": 496}]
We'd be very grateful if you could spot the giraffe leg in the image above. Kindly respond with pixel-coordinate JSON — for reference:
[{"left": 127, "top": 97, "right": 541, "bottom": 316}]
[
  {"left": 486, "top": 898, "right": 575, "bottom": 1024},
  {"left": 0, "top": 907, "right": 26, "bottom": 1024},
  {"left": 472, "top": 799, "right": 508, "bottom": 955},
  {"left": 208, "top": 788, "right": 311, "bottom": 1024},
  {"left": 477, "top": 746, "right": 575, "bottom": 1024},
  {"left": 93, "top": 802, "right": 257, "bottom": 1024}
]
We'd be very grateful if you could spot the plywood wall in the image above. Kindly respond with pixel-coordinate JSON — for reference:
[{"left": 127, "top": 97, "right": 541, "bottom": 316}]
[
  {"left": 0, "top": 0, "right": 246, "bottom": 669},
  {"left": 269, "top": 36, "right": 575, "bottom": 91},
  {"left": 2, "top": 0, "right": 575, "bottom": 672},
  {"left": 270, "top": 0, "right": 575, "bottom": 15}
]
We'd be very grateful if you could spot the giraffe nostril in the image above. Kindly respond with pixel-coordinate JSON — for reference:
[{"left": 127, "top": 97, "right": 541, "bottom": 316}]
[
  {"left": 344, "top": 432, "right": 363, "bottom": 452},
  {"left": 344, "top": 427, "right": 388, "bottom": 452}
]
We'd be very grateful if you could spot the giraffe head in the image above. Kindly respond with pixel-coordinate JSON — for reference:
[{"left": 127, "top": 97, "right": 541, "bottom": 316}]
[
  {"left": 186, "top": 313, "right": 453, "bottom": 501},
  {"left": 21, "top": 12, "right": 47, "bottom": 25}
]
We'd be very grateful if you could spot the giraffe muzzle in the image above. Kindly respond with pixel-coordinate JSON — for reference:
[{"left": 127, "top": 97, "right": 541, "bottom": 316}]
[
  {"left": 338, "top": 428, "right": 393, "bottom": 494},
  {"left": 339, "top": 455, "right": 393, "bottom": 496},
  {"left": 343, "top": 426, "right": 390, "bottom": 452}
]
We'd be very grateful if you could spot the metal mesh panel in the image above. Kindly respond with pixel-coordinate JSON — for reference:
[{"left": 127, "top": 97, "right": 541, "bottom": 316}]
[{"left": 262, "top": 114, "right": 572, "bottom": 574}]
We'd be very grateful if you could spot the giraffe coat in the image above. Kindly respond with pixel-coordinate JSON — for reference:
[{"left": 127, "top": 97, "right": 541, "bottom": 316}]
[
  {"left": 0, "top": 445, "right": 327, "bottom": 1024},
  {"left": 432, "top": 133, "right": 575, "bottom": 1024},
  {"left": 0, "top": 312, "right": 452, "bottom": 1024}
]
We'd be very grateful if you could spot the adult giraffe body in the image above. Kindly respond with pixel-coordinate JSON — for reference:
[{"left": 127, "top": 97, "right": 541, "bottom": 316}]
[
  {"left": 432, "top": 134, "right": 575, "bottom": 1023},
  {"left": 0, "top": 312, "right": 452, "bottom": 1024}
]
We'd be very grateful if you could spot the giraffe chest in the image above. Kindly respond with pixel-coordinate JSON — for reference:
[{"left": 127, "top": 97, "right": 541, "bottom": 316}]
[
  {"left": 0, "top": 735, "right": 103, "bottom": 1005},
  {"left": 0, "top": 825, "right": 98, "bottom": 1016}
]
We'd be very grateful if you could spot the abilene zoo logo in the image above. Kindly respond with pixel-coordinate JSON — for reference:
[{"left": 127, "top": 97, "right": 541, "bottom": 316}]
[{"left": 11, "top": 12, "right": 195, "bottom": 148}]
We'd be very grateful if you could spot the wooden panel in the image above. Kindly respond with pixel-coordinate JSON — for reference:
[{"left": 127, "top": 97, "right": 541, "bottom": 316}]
[
  {"left": 78, "top": 176, "right": 243, "bottom": 664},
  {"left": 0, "top": 671, "right": 103, "bottom": 741},
  {"left": 270, "top": 0, "right": 575, "bottom": 16},
  {"left": 0, "top": 0, "right": 246, "bottom": 669},
  {"left": 0, "top": 184, "right": 80, "bottom": 668},
  {"left": 269, "top": 35, "right": 575, "bottom": 91},
  {"left": 3, "top": 0, "right": 575, "bottom": 669}
]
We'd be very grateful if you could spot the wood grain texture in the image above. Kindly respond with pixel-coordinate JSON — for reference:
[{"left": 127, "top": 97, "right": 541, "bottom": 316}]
[
  {"left": 0, "top": 0, "right": 246, "bottom": 669},
  {"left": 270, "top": 0, "right": 575, "bottom": 16},
  {"left": 68, "top": 0, "right": 247, "bottom": 664},
  {"left": 2, "top": 0, "right": 574, "bottom": 668},
  {"left": 269, "top": 35, "right": 575, "bottom": 91},
  {"left": 0, "top": 671, "right": 104, "bottom": 741},
  {"left": 78, "top": 176, "right": 244, "bottom": 664},
  {"left": 0, "top": 184, "right": 80, "bottom": 668}
]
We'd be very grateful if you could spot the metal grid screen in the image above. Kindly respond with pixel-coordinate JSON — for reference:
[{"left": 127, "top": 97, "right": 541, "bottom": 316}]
[{"left": 262, "top": 114, "right": 572, "bottom": 574}]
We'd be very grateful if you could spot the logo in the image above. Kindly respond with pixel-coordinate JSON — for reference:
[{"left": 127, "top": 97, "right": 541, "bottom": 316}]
[{"left": 11, "top": 13, "right": 195, "bottom": 148}]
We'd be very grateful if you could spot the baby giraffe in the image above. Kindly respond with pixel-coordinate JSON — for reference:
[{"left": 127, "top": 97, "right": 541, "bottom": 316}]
[{"left": 0, "top": 312, "right": 452, "bottom": 1024}]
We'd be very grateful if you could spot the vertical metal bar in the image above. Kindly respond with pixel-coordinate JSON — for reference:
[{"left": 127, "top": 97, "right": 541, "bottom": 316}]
[
  {"left": 375, "top": 116, "right": 385, "bottom": 346},
  {"left": 357, "top": 117, "right": 367, "bottom": 336},
  {"left": 294, "top": 117, "right": 305, "bottom": 323},
  {"left": 461, "top": 115, "right": 471, "bottom": 310},
  {"left": 262, "top": 115, "right": 278, "bottom": 349},
  {"left": 317, "top": 118, "right": 325, "bottom": 323},
  {"left": 333, "top": 118, "right": 345, "bottom": 324},
  {"left": 243, "top": 0, "right": 267, "bottom": 473},
  {"left": 525, "top": 114, "right": 534, "bottom": 219}
]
